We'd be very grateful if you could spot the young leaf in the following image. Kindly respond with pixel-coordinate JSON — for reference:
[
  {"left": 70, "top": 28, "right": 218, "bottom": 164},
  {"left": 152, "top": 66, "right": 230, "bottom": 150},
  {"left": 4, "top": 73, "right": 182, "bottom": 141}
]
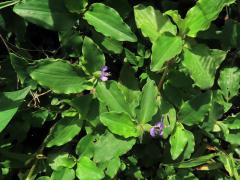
[
  {"left": 134, "top": 4, "right": 177, "bottom": 42},
  {"left": 13, "top": 0, "right": 77, "bottom": 31},
  {"left": 96, "top": 81, "right": 133, "bottom": 116},
  {"left": 0, "top": 86, "right": 30, "bottom": 132},
  {"left": 169, "top": 123, "right": 188, "bottom": 160},
  {"left": 76, "top": 156, "right": 104, "bottom": 180},
  {"left": 183, "top": 44, "right": 227, "bottom": 89},
  {"left": 179, "top": 91, "right": 211, "bottom": 126},
  {"left": 93, "top": 131, "right": 136, "bottom": 162},
  {"left": 84, "top": 3, "right": 137, "bottom": 42},
  {"left": 82, "top": 36, "right": 105, "bottom": 75},
  {"left": 100, "top": 112, "right": 139, "bottom": 138},
  {"left": 29, "top": 60, "right": 92, "bottom": 94},
  {"left": 183, "top": 0, "right": 236, "bottom": 37},
  {"left": 46, "top": 118, "right": 82, "bottom": 147},
  {"left": 137, "top": 79, "right": 158, "bottom": 124},
  {"left": 49, "top": 153, "right": 76, "bottom": 171},
  {"left": 151, "top": 33, "right": 183, "bottom": 72},
  {"left": 218, "top": 67, "right": 240, "bottom": 101}
]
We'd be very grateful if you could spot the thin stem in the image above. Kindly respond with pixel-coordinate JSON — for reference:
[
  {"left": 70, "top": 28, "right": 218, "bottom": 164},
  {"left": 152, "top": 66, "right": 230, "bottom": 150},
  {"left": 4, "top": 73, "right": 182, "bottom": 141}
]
[
  {"left": 25, "top": 123, "right": 56, "bottom": 179},
  {"left": 157, "top": 64, "right": 170, "bottom": 92}
]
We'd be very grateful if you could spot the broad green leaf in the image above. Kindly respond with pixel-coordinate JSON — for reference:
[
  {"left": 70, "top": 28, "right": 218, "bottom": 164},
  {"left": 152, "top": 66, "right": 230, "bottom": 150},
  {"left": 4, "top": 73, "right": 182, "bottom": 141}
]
[
  {"left": 151, "top": 33, "right": 183, "bottom": 72},
  {"left": 64, "top": 0, "right": 88, "bottom": 13},
  {"left": 49, "top": 153, "right": 76, "bottom": 171},
  {"left": 96, "top": 81, "right": 133, "bottom": 116},
  {"left": 0, "top": 0, "right": 19, "bottom": 10},
  {"left": 0, "top": 86, "right": 30, "bottom": 132},
  {"left": 119, "top": 64, "right": 141, "bottom": 117},
  {"left": 100, "top": 112, "right": 139, "bottom": 138},
  {"left": 84, "top": 3, "right": 137, "bottom": 42},
  {"left": 106, "top": 157, "right": 121, "bottom": 178},
  {"left": 75, "top": 134, "right": 95, "bottom": 157},
  {"left": 92, "top": 32, "right": 123, "bottom": 54},
  {"left": 76, "top": 156, "right": 104, "bottom": 180},
  {"left": 68, "top": 94, "right": 93, "bottom": 119},
  {"left": 169, "top": 123, "right": 188, "bottom": 160},
  {"left": 51, "top": 167, "right": 75, "bottom": 180},
  {"left": 93, "top": 131, "right": 136, "bottom": 162},
  {"left": 137, "top": 79, "right": 158, "bottom": 123},
  {"left": 183, "top": 44, "right": 227, "bottom": 89},
  {"left": 171, "top": 153, "right": 219, "bottom": 168},
  {"left": 134, "top": 4, "right": 177, "bottom": 42},
  {"left": 183, "top": 0, "right": 236, "bottom": 37},
  {"left": 13, "top": 0, "right": 77, "bottom": 31},
  {"left": 179, "top": 91, "right": 211, "bottom": 126},
  {"left": 218, "top": 67, "right": 240, "bottom": 101},
  {"left": 182, "top": 130, "right": 195, "bottom": 160},
  {"left": 46, "top": 118, "right": 82, "bottom": 147},
  {"left": 82, "top": 36, "right": 105, "bottom": 75},
  {"left": 219, "top": 153, "right": 239, "bottom": 178},
  {"left": 29, "top": 60, "right": 92, "bottom": 94}
]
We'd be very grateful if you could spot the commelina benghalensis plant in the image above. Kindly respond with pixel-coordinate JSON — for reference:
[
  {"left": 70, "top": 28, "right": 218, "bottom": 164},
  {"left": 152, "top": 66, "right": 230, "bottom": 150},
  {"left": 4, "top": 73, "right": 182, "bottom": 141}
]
[{"left": 0, "top": 0, "right": 240, "bottom": 179}]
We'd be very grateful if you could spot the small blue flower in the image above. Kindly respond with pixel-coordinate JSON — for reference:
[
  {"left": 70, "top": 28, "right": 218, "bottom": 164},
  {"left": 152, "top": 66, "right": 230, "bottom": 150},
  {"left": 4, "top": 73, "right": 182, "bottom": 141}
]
[
  {"left": 100, "top": 66, "right": 110, "bottom": 81},
  {"left": 150, "top": 116, "right": 164, "bottom": 137}
]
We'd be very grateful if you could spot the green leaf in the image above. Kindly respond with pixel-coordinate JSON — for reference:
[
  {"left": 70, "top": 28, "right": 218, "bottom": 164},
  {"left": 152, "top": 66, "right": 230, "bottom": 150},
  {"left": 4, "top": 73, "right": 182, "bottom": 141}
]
[
  {"left": 0, "top": 86, "right": 30, "bottom": 132},
  {"left": 29, "top": 60, "right": 92, "bottom": 94},
  {"left": 171, "top": 153, "right": 219, "bottom": 168},
  {"left": 182, "top": 130, "right": 195, "bottom": 160},
  {"left": 0, "top": 0, "right": 19, "bottom": 10},
  {"left": 183, "top": 0, "right": 236, "bottom": 37},
  {"left": 84, "top": 3, "right": 137, "bottom": 42},
  {"left": 119, "top": 64, "right": 141, "bottom": 117},
  {"left": 134, "top": 4, "right": 177, "bottom": 42},
  {"left": 169, "top": 123, "right": 188, "bottom": 160},
  {"left": 93, "top": 131, "right": 136, "bottom": 162},
  {"left": 223, "top": 113, "right": 240, "bottom": 129},
  {"left": 82, "top": 36, "right": 105, "bottom": 75},
  {"left": 106, "top": 157, "right": 121, "bottom": 178},
  {"left": 49, "top": 153, "right": 76, "bottom": 171},
  {"left": 51, "top": 167, "right": 75, "bottom": 180},
  {"left": 137, "top": 79, "right": 158, "bottom": 123},
  {"left": 75, "top": 134, "right": 95, "bottom": 157},
  {"left": 92, "top": 32, "right": 123, "bottom": 54},
  {"left": 100, "top": 112, "right": 139, "bottom": 138},
  {"left": 218, "top": 67, "right": 240, "bottom": 101},
  {"left": 162, "top": 108, "right": 176, "bottom": 139},
  {"left": 219, "top": 153, "right": 239, "bottom": 178},
  {"left": 179, "top": 91, "right": 211, "bottom": 126},
  {"left": 68, "top": 94, "right": 93, "bottom": 120},
  {"left": 183, "top": 44, "right": 227, "bottom": 89},
  {"left": 13, "top": 0, "right": 77, "bottom": 31},
  {"left": 76, "top": 156, "right": 104, "bottom": 180},
  {"left": 46, "top": 118, "right": 82, "bottom": 147},
  {"left": 96, "top": 81, "right": 133, "bottom": 116},
  {"left": 151, "top": 33, "right": 183, "bottom": 72},
  {"left": 64, "top": 0, "right": 88, "bottom": 13}
]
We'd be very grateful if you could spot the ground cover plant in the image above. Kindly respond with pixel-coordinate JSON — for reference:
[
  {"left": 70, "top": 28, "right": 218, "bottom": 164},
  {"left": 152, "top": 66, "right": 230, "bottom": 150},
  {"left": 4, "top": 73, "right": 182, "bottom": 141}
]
[{"left": 0, "top": 0, "right": 240, "bottom": 179}]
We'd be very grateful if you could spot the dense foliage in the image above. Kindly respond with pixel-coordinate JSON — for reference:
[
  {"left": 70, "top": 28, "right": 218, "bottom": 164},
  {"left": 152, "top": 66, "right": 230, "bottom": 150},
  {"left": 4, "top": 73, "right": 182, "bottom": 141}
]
[{"left": 1, "top": 0, "right": 240, "bottom": 179}]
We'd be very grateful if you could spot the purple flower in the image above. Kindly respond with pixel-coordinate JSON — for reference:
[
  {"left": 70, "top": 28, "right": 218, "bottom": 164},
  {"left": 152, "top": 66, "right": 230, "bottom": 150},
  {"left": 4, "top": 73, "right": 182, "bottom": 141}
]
[
  {"left": 150, "top": 116, "right": 164, "bottom": 138},
  {"left": 100, "top": 66, "right": 110, "bottom": 81}
]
